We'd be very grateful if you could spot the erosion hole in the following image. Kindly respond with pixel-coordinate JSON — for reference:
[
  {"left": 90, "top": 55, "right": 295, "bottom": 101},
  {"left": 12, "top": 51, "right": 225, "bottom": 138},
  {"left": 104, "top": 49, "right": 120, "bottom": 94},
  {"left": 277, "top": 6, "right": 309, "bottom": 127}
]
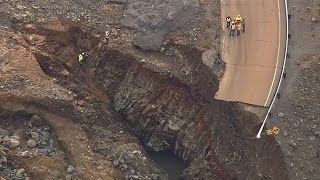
[{"left": 24, "top": 23, "right": 289, "bottom": 179}]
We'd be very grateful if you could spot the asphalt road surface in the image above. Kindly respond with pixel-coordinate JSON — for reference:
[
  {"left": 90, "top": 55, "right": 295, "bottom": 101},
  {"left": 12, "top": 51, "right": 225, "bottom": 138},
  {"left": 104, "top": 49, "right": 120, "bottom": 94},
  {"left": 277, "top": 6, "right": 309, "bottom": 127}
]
[{"left": 215, "top": 0, "right": 286, "bottom": 107}]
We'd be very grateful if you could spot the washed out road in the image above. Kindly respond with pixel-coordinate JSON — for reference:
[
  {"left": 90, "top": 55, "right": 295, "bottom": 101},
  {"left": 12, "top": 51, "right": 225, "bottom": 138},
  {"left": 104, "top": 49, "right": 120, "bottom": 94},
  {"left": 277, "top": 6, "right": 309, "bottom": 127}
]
[{"left": 215, "top": 0, "right": 286, "bottom": 107}]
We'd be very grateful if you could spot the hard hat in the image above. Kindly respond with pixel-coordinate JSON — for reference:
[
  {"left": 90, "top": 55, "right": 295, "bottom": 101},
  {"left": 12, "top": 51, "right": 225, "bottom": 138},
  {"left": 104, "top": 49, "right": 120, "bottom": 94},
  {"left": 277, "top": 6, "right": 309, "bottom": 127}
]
[{"left": 81, "top": 52, "right": 84, "bottom": 55}]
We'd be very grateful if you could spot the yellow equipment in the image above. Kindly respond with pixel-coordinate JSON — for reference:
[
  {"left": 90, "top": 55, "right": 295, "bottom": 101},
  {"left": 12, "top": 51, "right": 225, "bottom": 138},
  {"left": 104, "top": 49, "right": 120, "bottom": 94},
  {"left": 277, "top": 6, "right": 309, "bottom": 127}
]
[{"left": 266, "top": 126, "right": 280, "bottom": 136}]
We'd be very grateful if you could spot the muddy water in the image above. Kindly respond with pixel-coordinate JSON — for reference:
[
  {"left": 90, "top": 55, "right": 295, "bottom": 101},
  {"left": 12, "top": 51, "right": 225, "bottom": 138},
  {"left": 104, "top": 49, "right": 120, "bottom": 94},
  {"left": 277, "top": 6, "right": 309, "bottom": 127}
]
[{"left": 148, "top": 151, "right": 187, "bottom": 180}]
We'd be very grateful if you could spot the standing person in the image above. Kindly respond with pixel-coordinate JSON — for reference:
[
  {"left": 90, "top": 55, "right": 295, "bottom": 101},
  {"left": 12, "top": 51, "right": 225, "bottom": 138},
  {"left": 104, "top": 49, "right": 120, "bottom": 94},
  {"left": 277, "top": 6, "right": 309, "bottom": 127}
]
[
  {"left": 226, "top": 16, "right": 231, "bottom": 28},
  {"left": 104, "top": 30, "right": 110, "bottom": 44},
  {"left": 78, "top": 52, "right": 85, "bottom": 65},
  {"left": 236, "top": 21, "right": 241, "bottom": 36},
  {"left": 98, "top": 30, "right": 110, "bottom": 49},
  {"left": 242, "top": 18, "right": 246, "bottom": 32},
  {"left": 230, "top": 20, "right": 235, "bottom": 36}
]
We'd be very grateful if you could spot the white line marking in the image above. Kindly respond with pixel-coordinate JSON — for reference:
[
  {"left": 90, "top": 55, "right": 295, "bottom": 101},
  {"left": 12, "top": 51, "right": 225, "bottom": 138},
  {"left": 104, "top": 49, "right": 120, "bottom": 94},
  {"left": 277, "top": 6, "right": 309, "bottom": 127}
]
[
  {"left": 257, "top": 0, "right": 289, "bottom": 138},
  {"left": 264, "top": 0, "right": 281, "bottom": 107}
]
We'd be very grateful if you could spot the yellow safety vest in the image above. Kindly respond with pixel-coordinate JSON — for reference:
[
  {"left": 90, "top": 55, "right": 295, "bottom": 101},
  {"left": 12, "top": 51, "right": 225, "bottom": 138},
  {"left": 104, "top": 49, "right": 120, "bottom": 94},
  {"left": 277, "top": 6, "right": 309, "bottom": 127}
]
[
  {"left": 226, "top": 17, "right": 231, "bottom": 22},
  {"left": 78, "top": 54, "right": 84, "bottom": 62},
  {"left": 236, "top": 16, "right": 242, "bottom": 22}
]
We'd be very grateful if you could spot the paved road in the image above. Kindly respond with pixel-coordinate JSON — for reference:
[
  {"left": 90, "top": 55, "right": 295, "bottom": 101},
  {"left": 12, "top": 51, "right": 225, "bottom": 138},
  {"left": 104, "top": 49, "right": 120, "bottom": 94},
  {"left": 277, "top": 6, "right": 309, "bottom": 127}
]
[{"left": 215, "top": 0, "right": 286, "bottom": 107}]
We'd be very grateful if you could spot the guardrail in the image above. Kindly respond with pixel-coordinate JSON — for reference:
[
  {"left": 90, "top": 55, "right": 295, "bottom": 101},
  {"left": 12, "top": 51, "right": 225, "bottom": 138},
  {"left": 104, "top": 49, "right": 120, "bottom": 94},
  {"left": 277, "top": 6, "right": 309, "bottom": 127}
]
[{"left": 256, "top": 0, "right": 289, "bottom": 138}]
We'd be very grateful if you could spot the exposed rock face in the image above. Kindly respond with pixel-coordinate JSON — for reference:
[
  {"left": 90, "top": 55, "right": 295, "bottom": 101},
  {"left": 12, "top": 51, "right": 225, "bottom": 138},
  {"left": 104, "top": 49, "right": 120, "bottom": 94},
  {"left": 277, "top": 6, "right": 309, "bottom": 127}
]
[
  {"left": 89, "top": 47, "right": 289, "bottom": 179},
  {"left": 123, "top": 0, "right": 200, "bottom": 50}
]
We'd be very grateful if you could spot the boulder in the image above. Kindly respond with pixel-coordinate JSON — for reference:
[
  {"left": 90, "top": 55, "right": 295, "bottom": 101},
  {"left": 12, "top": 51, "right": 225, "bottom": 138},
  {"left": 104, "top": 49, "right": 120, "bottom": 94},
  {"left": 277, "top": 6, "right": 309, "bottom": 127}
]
[
  {"left": 311, "top": 17, "right": 318, "bottom": 22},
  {"left": 9, "top": 138, "right": 20, "bottom": 148},
  {"left": 1, "top": 155, "right": 7, "bottom": 164},
  {"left": 16, "top": 5, "right": 25, "bottom": 10},
  {"left": 0, "top": 129, "right": 9, "bottom": 137},
  {"left": 49, "top": 139, "right": 54, "bottom": 147},
  {"left": 151, "top": 174, "right": 159, "bottom": 180},
  {"left": 65, "top": 174, "right": 73, "bottom": 180},
  {"left": 278, "top": 112, "right": 285, "bottom": 118},
  {"left": 20, "top": 151, "right": 29, "bottom": 157},
  {"left": 10, "top": 135, "right": 20, "bottom": 140},
  {"left": 2, "top": 136, "right": 10, "bottom": 143},
  {"left": 67, "top": 165, "right": 75, "bottom": 174},
  {"left": 16, "top": 168, "right": 26, "bottom": 178},
  {"left": 26, "top": 139, "right": 37, "bottom": 148},
  {"left": 60, "top": 69, "right": 70, "bottom": 76},
  {"left": 167, "top": 11, "right": 176, "bottom": 21},
  {"left": 29, "top": 114, "right": 43, "bottom": 127},
  {"left": 30, "top": 132, "right": 39, "bottom": 140}
]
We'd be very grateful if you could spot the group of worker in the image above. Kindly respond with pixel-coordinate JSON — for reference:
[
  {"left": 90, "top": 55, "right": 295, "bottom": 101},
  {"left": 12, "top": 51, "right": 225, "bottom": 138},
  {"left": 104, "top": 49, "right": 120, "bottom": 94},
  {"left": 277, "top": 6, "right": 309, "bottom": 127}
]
[{"left": 226, "top": 15, "right": 245, "bottom": 37}]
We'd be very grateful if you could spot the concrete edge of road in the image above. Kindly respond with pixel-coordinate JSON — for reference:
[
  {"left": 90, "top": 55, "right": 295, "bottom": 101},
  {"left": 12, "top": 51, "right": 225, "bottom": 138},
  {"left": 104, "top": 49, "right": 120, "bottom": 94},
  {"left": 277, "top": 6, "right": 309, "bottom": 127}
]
[{"left": 256, "top": 0, "right": 289, "bottom": 139}]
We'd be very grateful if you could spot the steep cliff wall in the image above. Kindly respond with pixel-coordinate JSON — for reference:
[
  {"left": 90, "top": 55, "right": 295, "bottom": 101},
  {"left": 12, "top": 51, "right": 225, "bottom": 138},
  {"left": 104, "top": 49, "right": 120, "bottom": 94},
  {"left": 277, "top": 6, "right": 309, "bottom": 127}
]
[
  {"left": 16, "top": 24, "right": 288, "bottom": 179},
  {"left": 89, "top": 45, "right": 289, "bottom": 179}
]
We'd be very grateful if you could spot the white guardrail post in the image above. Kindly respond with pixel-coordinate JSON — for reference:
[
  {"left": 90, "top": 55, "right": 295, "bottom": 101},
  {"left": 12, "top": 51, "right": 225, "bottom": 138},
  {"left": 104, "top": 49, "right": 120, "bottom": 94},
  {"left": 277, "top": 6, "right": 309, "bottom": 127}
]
[{"left": 256, "top": 0, "right": 289, "bottom": 139}]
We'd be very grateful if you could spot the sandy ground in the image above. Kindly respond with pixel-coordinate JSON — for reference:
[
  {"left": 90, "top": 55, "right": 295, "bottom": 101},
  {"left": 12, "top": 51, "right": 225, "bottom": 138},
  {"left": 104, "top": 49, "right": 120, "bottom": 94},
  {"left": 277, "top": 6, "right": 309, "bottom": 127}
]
[{"left": 215, "top": 0, "right": 286, "bottom": 107}]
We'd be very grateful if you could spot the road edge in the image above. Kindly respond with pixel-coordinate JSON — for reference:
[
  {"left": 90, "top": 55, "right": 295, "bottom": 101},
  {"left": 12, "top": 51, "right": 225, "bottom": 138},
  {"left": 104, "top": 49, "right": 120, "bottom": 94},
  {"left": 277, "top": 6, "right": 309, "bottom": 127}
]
[{"left": 257, "top": 0, "right": 289, "bottom": 138}]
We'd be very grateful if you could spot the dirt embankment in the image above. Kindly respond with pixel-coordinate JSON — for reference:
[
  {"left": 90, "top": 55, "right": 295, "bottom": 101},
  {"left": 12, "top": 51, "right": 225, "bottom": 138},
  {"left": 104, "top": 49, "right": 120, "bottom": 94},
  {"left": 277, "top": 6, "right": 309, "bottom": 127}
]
[
  {"left": 21, "top": 23, "right": 289, "bottom": 179},
  {"left": 0, "top": 26, "right": 168, "bottom": 179}
]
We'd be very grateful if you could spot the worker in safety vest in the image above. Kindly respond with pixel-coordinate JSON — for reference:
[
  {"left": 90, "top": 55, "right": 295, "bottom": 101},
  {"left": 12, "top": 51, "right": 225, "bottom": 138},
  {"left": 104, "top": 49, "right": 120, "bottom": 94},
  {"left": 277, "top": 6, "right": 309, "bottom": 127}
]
[
  {"left": 226, "top": 16, "right": 231, "bottom": 28},
  {"left": 78, "top": 52, "right": 85, "bottom": 65},
  {"left": 229, "top": 20, "right": 235, "bottom": 36},
  {"left": 235, "top": 15, "right": 242, "bottom": 23},
  {"left": 236, "top": 21, "right": 241, "bottom": 36}
]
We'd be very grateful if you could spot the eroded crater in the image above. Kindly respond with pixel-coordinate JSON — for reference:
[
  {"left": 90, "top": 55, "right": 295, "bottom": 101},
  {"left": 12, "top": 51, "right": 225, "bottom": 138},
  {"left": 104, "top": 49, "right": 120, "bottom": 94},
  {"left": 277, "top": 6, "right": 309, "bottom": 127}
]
[{"left": 4, "top": 22, "right": 290, "bottom": 179}]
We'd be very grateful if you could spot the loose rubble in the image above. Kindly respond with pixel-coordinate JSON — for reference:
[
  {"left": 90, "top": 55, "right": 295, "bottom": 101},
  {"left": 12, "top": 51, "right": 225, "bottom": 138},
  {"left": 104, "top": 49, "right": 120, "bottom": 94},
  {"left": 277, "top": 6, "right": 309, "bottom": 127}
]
[
  {"left": 0, "top": 113, "right": 57, "bottom": 179},
  {"left": 0, "top": 129, "right": 29, "bottom": 180},
  {"left": 27, "top": 127, "right": 55, "bottom": 156}
]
